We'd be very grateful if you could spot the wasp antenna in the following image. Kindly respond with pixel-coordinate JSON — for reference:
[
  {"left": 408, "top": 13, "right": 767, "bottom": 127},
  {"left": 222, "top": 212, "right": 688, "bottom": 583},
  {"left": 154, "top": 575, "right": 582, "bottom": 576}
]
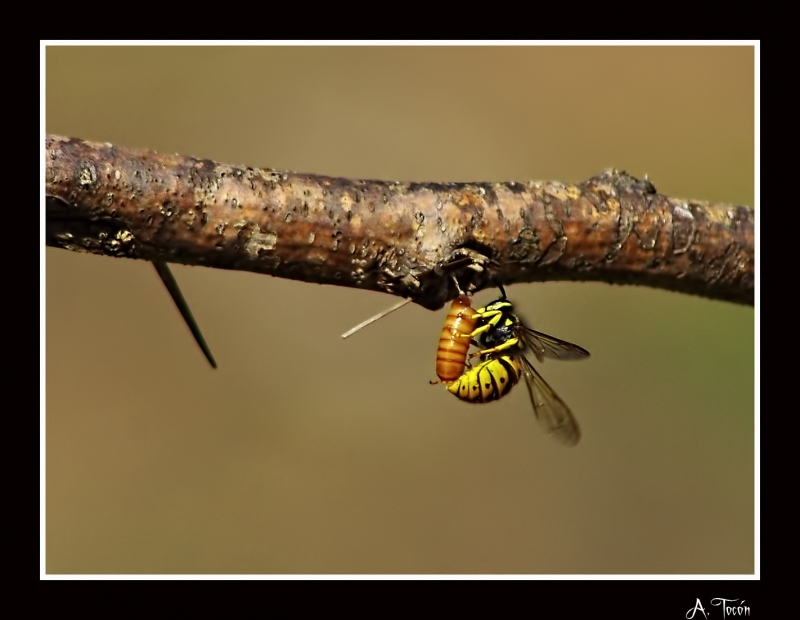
[
  {"left": 451, "top": 276, "right": 466, "bottom": 296},
  {"left": 153, "top": 261, "right": 217, "bottom": 368},
  {"left": 341, "top": 298, "right": 413, "bottom": 339},
  {"left": 495, "top": 280, "right": 507, "bottom": 300}
]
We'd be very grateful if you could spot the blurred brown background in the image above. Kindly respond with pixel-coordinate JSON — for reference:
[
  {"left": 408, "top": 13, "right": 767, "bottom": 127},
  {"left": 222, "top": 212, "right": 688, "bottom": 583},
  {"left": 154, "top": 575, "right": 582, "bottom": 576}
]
[{"left": 45, "top": 46, "right": 754, "bottom": 574}]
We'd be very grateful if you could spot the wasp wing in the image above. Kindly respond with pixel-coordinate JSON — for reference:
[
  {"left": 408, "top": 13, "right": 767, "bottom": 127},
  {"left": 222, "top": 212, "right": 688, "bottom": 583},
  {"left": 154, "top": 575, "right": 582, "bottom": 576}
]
[
  {"left": 518, "top": 325, "right": 590, "bottom": 363},
  {"left": 519, "top": 354, "right": 580, "bottom": 446}
]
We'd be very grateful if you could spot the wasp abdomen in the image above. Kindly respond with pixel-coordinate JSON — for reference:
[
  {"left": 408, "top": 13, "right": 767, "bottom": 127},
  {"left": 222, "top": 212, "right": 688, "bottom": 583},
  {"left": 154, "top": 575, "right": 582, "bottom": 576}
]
[
  {"left": 447, "top": 356, "right": 522, "bottom": 403},
  {"left": 435, "top": 295, "right": 478, "bottom": 382}
]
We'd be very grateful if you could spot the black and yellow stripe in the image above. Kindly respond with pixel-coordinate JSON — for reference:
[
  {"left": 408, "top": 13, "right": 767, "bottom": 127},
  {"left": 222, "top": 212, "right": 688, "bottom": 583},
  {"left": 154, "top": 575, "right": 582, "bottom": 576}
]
[{"left": 446, "top": 356, "right": 522, "bottom": 403}]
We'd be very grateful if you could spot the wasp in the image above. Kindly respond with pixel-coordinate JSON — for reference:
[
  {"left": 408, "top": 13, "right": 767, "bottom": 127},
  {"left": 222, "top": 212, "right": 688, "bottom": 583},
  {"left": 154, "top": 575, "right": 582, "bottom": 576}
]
[{"left": 434, "top": 285, "right": 590, "bottom": 446}]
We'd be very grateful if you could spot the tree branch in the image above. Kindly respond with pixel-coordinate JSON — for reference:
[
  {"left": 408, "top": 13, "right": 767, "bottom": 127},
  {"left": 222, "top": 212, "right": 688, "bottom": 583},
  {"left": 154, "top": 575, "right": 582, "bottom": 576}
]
[{"left": 46, "top": 135, "right": 754, "bottom": 309}]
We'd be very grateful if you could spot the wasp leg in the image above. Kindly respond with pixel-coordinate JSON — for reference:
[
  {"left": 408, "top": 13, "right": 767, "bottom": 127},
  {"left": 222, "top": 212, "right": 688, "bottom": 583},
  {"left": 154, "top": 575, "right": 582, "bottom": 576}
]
[
  {"left": 453, "top": 312, "right": 503, "bottom": 341},
  {"left": 468, "top": 337, "right": 520, "bottom": 359},
  {"left": 472, "top": 308, "right": 504, "bottom": 320},
  {"left": 430, "top": 379, "right": 454, "bottom": 386},
  {"left": 464, "top": 350, "right": 478, "bottom": 368},
  {"left": 453, "top": 323, "right": 492, "bottom": 339}
]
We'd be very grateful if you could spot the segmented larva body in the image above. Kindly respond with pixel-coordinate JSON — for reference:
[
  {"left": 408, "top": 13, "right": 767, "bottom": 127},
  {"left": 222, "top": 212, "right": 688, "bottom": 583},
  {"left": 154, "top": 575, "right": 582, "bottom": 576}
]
[{"left": 435, "top": 295, "right": 478, "bottom": 382}]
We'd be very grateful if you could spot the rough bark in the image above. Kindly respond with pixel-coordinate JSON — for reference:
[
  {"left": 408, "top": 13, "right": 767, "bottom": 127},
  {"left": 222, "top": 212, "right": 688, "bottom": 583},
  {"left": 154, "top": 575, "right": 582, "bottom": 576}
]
[{"left": 46, "top": 135, "right": 754, "bottom": 309}]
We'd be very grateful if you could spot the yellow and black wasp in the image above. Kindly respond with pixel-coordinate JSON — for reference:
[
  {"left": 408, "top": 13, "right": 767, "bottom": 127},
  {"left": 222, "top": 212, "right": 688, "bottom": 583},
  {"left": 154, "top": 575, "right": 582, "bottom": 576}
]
[{"left": 433, "top": 284, "right": 589, "bottom": 446}]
